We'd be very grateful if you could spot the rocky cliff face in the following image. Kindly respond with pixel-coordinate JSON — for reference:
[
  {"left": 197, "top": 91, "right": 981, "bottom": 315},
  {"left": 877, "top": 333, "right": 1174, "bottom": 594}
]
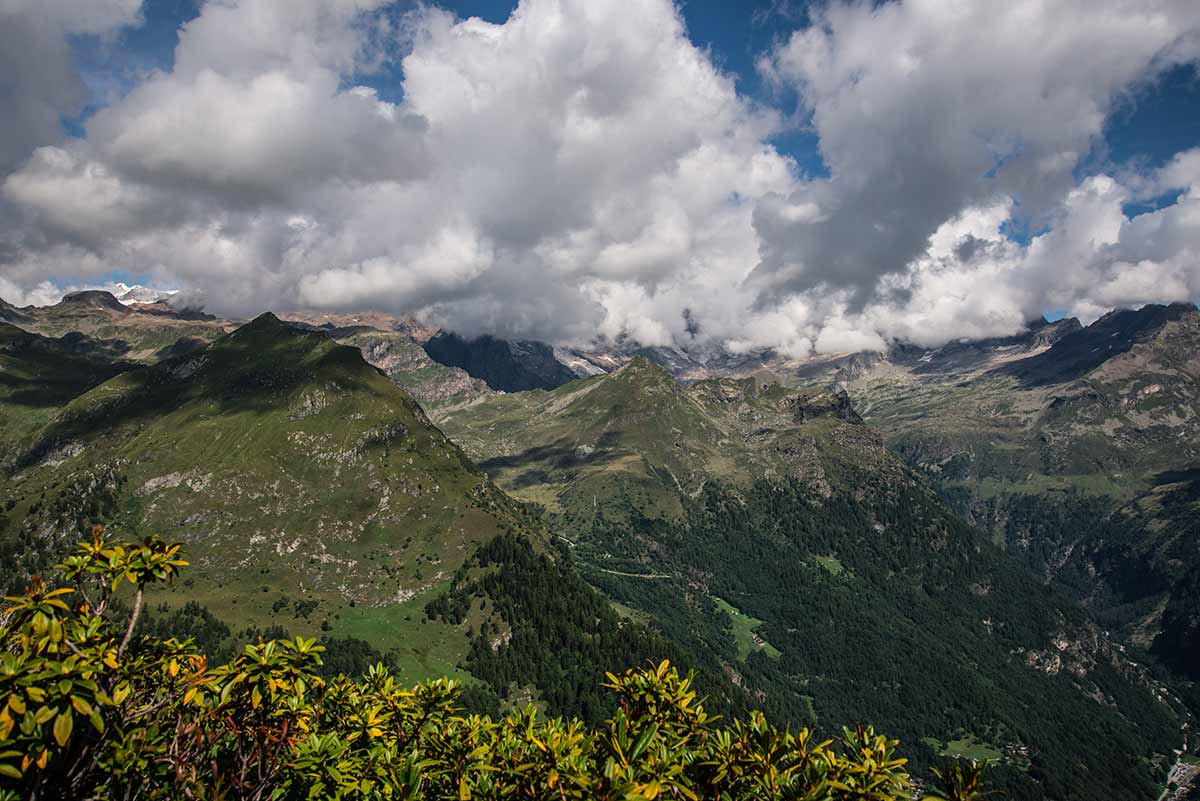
[
  {"left": 0, "top": 298, "right": 32, "bottom": 326},
  {"left": 787, "top": 388, "right": 862, "bottom": 423},
  {"left": 999, "top": 303, "right": 1197, "bottom": 387},
  {"left": 335, "top": 330, "right": 490, "bottom": 405}
]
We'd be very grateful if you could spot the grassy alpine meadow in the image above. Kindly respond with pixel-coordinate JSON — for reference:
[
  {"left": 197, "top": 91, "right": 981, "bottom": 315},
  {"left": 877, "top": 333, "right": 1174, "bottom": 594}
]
[{"left": 0, "top": 315, "right": 540, "bottom": 639}]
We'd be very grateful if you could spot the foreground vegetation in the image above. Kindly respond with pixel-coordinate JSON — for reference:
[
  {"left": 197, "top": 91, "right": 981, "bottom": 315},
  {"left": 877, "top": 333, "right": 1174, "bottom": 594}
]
[{"left": 0, "top": 528, "right": 987, "bottom": 800}]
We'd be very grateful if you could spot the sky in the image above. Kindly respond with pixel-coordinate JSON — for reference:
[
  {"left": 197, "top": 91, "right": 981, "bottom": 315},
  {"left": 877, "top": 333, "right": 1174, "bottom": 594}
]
[{"left": 1, "top": 0, "right": 1200, "bottom": 356}]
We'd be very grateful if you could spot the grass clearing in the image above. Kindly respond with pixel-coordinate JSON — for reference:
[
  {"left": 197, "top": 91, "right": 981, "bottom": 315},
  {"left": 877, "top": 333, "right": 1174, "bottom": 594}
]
[
  {"left": 942, "top": 735, "right": 1003, "bottom": 762},
  {"left": 333, "top": 585, "right": 473, "bottom": 686},
  {"left": 609, "top": 600, "right": 652, "bottom": 625},
  {"left": 812, "top": 555, "right": 845, "bottom": 575},
  {"left": 711, "top": 596, "right": 782, "bottom": 661}
]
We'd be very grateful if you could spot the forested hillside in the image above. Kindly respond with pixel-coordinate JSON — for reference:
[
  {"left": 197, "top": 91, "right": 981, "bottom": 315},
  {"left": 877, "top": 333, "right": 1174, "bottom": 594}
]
[
  {"left": 833, "top": 304, "right": 1200, "bottom": 723},
  {"left": 0, "top": 529, "right": 982, "bottom": 801},
  {"left": 435, "top": 358, "right": 1187, "bottom": 801}
]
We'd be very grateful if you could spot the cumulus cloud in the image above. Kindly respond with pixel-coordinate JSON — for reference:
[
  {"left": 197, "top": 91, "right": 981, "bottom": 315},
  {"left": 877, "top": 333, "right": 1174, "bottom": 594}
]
[
  {"left": 0, "top": 0, "right": 797, "bottom": 339},
  {"left": 825, "top": 166, "right": 1200, "bottom": 351},
  {"left": 0, "top": 277, "right": 66, "bottom": 309},
  {"left": 1, "top": 0, "right": 1200, "bottom": 358},
  {"left": 752, "top": 0, "right": 1200, "bottom": 302}
]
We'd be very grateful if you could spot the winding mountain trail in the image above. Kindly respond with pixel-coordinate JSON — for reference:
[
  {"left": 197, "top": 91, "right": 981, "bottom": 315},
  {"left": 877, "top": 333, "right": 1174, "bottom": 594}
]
[{"left": 594, "top": 567, "right": 672, "bottom": 580}]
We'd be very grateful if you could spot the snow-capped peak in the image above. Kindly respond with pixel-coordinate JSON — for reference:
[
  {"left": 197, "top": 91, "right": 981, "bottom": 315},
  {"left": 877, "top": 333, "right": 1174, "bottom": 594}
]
[{"left": 109, "top": 283, "right": 179, "bottom": 305}]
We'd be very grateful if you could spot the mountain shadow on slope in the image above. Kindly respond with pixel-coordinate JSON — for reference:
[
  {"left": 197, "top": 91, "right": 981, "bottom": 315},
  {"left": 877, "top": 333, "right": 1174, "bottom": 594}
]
[
  {"left": 1053, "top": 467, "right": 1200, "bottom": 684},
  {"left": 425, "top": 331, "right": 578, "bottom": 391},
  {"left": 0, "top": 324, "right": 135, "bottom": 409},
  {"left": 997, "top": 303, "right": 1197, "bottom": 387},
  {"left": 0, "top": 298, "right": 33, "bottom": 326}
]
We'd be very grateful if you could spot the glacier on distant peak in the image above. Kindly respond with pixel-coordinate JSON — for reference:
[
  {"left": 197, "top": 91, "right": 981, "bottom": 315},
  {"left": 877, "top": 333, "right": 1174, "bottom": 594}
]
[{"left": 109, "top": 282, "right": 180, "bottom": 305}]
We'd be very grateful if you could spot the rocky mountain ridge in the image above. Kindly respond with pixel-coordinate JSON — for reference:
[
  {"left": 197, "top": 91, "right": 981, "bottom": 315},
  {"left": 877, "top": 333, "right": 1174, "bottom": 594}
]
[{"left": 419, "top": 311, "right": 1091, "bottom": 390}]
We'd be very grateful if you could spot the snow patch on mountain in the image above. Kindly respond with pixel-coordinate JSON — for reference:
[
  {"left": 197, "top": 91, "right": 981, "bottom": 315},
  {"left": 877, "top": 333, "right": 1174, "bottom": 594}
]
[{"left": 109, "top": 283, "right": 180, "bottom": 305}]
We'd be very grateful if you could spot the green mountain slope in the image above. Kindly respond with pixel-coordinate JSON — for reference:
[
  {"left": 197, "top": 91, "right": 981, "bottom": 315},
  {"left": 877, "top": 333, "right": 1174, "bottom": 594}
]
[
  {"left": 435, "top": 358, "right": 1184, "bottom": 801},
  {"left": 0, "top": 314, "right": 542, "bottom": 678},
  {"left": 7, "top": 295, "right": 489, "bottom": 407},
  {"left": 12, "top": 291, "right": 231, "bottom": 362},
  {"left": 0, "top": 313, "right": 752, "bottom": 721},
  {"left": 0, "top": 323, "right": 134, "bottom": 465},
  {"left": 2, "top": 302, "right": 1193, "bottom": 798},
  {"left": 437, "top": 357, "right": 875, "bottom": 517}
]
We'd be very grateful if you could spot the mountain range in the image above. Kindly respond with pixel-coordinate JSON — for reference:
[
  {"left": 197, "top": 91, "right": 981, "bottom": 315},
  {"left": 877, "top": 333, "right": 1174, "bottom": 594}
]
[
  {"left": 0, "top": 288, "right": 1197, "bottom": 799},
  {"left": 422, "top": 302, "right": 1200, "bottom": 689}
]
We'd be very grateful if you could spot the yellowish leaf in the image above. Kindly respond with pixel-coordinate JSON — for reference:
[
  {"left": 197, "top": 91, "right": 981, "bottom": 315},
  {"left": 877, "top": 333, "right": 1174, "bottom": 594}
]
[{"left": 53, "top": 710, "right": 73, "bottom": 747}]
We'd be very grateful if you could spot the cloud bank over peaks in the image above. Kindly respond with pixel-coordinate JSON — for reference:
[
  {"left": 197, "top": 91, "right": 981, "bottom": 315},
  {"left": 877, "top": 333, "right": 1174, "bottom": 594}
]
[{"left": 0, "top": 0, "right": 1199, "bottom": 358}]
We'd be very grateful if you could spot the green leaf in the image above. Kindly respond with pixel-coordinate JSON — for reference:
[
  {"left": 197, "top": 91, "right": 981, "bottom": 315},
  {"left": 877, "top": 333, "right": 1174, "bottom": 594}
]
[
  {"left": 53, "top": 709, "right": 73, "bottom": 747},
  {"left": 629, "top": 723, "right": 659, "bottom": 762}
]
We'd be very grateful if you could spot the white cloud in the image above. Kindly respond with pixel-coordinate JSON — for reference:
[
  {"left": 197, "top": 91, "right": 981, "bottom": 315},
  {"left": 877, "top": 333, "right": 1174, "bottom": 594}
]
[
  {"left": 1157, "top": 148, "right": 1200, "bottom": 192},
  {"left": 1, "top": 0, "right": 1200, "bottom": 358},
  {"left": 4, "top": 145, "right": 172, "bottom": 245},
  {"left": 0, "top": 278, "right": 66, "bottom": 308},
  {"left": 89, "top": 70, "right": 430, "bottom": 201},
  {"left": 845, "top": 170, "right": 1200, "bottom": 346},
  {"left": 754, "top": 0, "right": 1200, "bottom": 300},
  {"left": 1, "top": 0, "right": 798, "bottom": 339}
]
